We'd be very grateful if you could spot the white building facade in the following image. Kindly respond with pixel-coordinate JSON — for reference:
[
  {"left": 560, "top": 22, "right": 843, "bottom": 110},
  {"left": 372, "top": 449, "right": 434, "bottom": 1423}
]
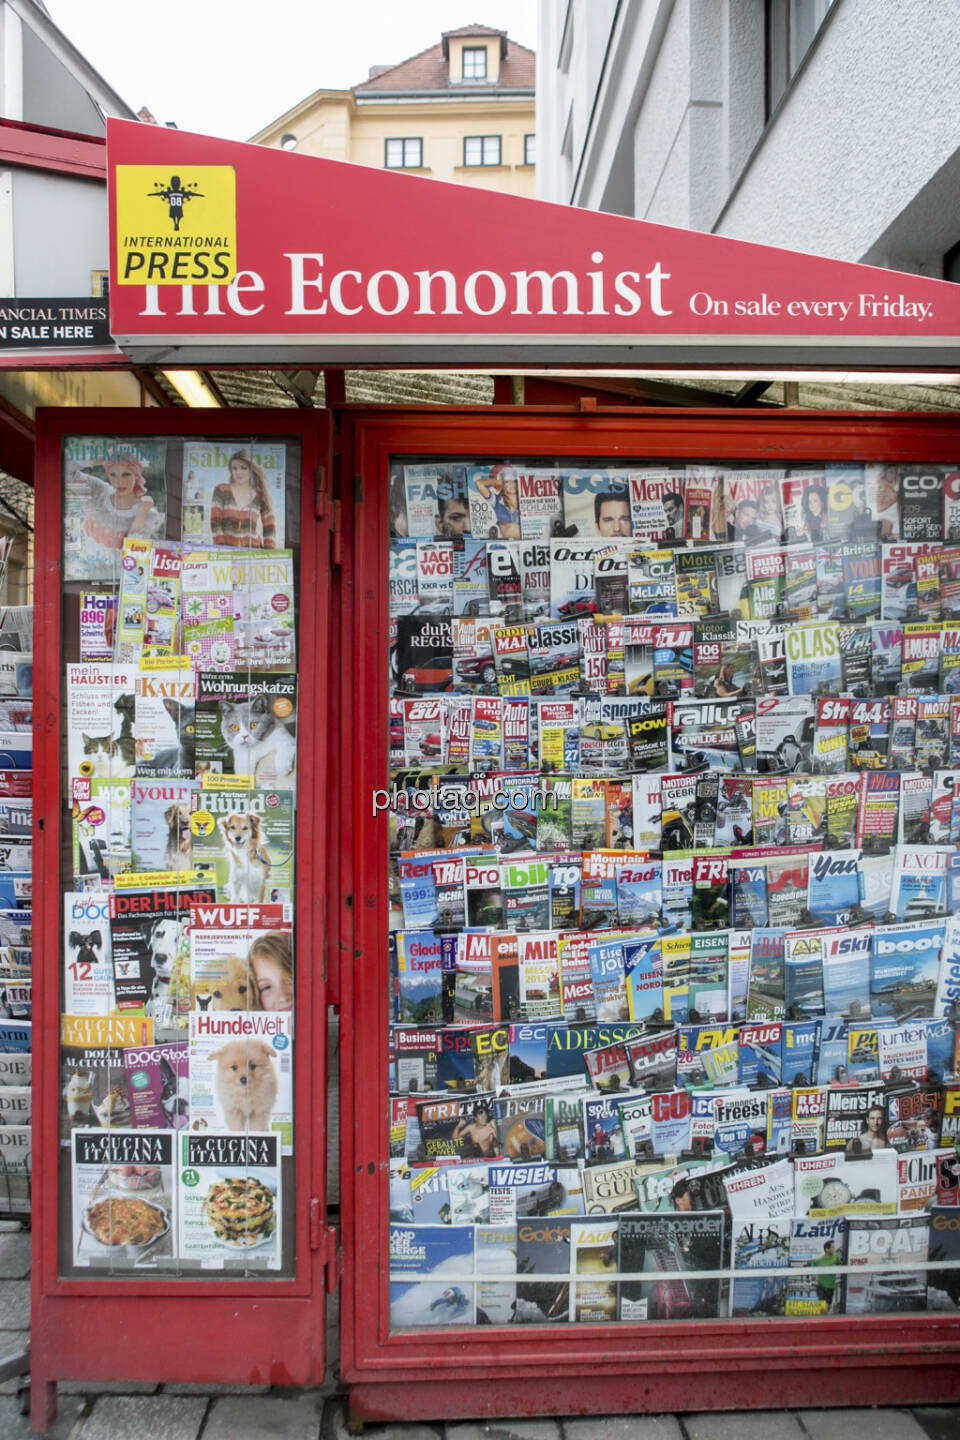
[{"left": 537, "top": 0, "right": 960, "bottom": 279}]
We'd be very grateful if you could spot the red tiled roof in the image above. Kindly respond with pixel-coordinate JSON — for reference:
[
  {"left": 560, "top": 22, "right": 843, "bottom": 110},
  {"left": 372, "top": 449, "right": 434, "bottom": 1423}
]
[{"left": 353, "top": 31, "right": 534, "bottom": 94}]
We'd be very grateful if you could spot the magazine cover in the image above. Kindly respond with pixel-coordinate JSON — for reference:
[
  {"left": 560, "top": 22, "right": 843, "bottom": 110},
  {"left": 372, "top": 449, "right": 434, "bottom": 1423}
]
[
  {"left": 71, "top": 1128, "right": 176, "bottom": 1269},
  {"left": 80, "top": 592, "right": 118, "bottom": 663},
  {"left": 185, "top": 549, "right": 296, "bottom": 673},
  {"left": 844, "top": 1216, "right": 928, "bottom": 1314},
  {"left": 468, "top": 464, "right": 521, "bottom": 541},
  {"left": 71, "top": 777, "right": 132, "bottom": 889},
  {"left": 182, "top": 440, "right": 286, "bottom": 549},
  {"left": 189, "top": 900, "right": 293, "bottom": 1013},
  {"left": 560, "top": 470, "right": 632, "bottom": 539},
  {"left": 179, "top": 1131, "right": 282, "bottom": 1270},
  {"left": 627, "top": 468, "right": 686, "bottom": 544},
  {"left": 63, "top": 437, "right": 167, "bottom": 582},
  {"left": 130, "top": 778, "right": 196, "bottom": 874},
  {"left": 59, "top": 1013, "right": 153, "bottom": 1138},
  {"left": 784, "top": 622, "right": 842, "bottom": 696},
  {"left": 730, "top": 1218, "right": 790, "bottom": 1317},
  {"left": 794, "top": 1150, "right": 898, "bottom": 1217},
  {"left": 899, "top": 466, "right": 946, "bottom": 543},
  {"left": 64, "top": 890, "right": 114, "bottom": 1016},
  {"left": 188, "top": 1008, "right": 293, "bottom": 1152},
  {"left": 570, "top": 1217, "right": 619, "bottom": 1322},
  {"left": 194, "top": 671, "right": 296, "bottom": 785},
  {"left": 618, "top": 1212, "right": 725, "bottom": 1321},
  {"left": 109, "top": 884, "right": 215, "bottom": 1028},
  {"left": 66, "top": 663, "right": 137, "bottom": 782},
  {"left": 123, "top": 1041, "right": 189, "bottom": 1129},
  {"left": 133, "top": 667, "right": 196, "bottom": 780},
  {"left": 723, "top": 469, "right": 784, "bottom": 543},
  {"left": 785, "top": 1218, "right": 845, "bottom": 1315}
]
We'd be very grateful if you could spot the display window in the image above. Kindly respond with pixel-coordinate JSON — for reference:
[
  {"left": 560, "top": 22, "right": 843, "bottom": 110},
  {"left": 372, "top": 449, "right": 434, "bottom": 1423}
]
[
  {"left": 349, "top": 414, "right": 960, "bottom": 1343},
  {"left": 54, "top": 428, "right": 303, "bottom": 1280}
]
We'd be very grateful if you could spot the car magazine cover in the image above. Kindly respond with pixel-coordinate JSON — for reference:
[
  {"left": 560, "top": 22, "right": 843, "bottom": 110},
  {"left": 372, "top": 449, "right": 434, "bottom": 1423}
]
[
  {"left": 182, "top": 440, "right": 286, "bottom": 550},
  {"left": 71, "top": 1128, "right": 176, "bottom": 1269},
  {"left": 618, "top": 1212, "right": 725, "bottom": 1321},
  {"left": 63, "top": 437, "right": 167, "bottom": 583},
  {"left": 178, "top": 1132, "right": 281, "bottom": 1270}
]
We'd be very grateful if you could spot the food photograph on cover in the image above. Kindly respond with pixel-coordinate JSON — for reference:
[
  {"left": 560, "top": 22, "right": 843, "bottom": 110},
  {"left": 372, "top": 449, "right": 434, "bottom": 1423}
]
[
  {"left": 56, "top": 436, "right": 301, "bottom": 1277},
  {"left": 385, "top": 456, "right": 960, "bottom": 1326}
]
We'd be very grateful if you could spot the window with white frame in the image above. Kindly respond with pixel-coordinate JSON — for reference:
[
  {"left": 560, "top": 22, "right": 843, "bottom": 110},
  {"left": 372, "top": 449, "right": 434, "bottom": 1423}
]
[
  {"left": 462, "top": 46, "right": 487, "bottom": 80},
  {"left": 385, "top": 138, "right": 422, "bottom": 169},
  {"left": 524, "top": 134, "right": 536, "bottom": 166},
  {"left": 464, "top": 135, "right": 501, "bottom": 167}
]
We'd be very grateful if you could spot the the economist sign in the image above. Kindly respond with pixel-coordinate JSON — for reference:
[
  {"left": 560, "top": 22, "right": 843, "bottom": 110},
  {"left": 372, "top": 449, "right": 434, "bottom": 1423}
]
[{"left": 107, "top": 118, "right": 960, "bottom": 367}]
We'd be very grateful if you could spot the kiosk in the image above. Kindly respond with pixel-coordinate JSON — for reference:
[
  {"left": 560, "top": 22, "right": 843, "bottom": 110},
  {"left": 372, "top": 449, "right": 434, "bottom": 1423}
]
[{"left": 23, "top": 118, "right": 960, "bottom": 1429}]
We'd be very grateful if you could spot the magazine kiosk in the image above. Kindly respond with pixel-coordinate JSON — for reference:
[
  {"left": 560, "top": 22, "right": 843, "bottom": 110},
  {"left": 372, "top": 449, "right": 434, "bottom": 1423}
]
[{"left": 23, "top": 118, "right": 960, "bottom": 1428}]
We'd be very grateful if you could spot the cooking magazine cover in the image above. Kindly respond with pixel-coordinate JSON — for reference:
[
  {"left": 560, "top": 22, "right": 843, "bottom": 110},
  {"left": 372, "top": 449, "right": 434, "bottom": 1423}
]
[
  {"left": 178, "top": 1131, "right": 282, "bottom": 1270},
  {"left": 71, "top": 1128, "right": 176, "bottom": 1270},
  {"left": 63, "top": 436, "right": 167, "bottom": 582},
  {"left": 182, "top": 440, "right": 286, "bottom": 549},
  {"left": 59, "top": 1014, "right": 153, "bottom": 1139}
]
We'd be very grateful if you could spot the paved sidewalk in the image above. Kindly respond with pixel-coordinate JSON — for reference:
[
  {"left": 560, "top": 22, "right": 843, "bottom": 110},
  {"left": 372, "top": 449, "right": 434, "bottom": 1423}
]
[
  {"left": 4, "top": 1230, "right": 957, "bottom": 1440},
  {"left": 0, "top": 1396, "right": 958, "bottom": 1440}
]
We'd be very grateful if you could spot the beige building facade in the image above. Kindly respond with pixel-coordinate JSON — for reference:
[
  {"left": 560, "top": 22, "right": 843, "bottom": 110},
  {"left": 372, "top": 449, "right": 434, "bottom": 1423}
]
[{"left": 251, "top": 23, "right": 536, "bottom": 197}]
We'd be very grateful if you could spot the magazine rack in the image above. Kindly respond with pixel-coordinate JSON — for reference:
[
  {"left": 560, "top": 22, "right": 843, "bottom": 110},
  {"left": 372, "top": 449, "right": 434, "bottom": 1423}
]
[
  {"left": 30, "top": 408, "right": 334, "bottom": 1431},
  {"left": 337, "top": 405, "right": 960, "bottom": 1425}
]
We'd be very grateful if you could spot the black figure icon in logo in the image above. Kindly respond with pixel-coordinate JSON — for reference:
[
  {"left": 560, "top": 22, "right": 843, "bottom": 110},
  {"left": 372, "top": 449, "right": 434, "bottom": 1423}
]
[{"left": 148, "top": 175, "right": 204, "bottom": 232}]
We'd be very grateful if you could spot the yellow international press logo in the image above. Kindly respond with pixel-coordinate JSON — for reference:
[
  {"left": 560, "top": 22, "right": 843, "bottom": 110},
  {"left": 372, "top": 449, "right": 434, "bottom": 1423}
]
[{"left": 115, "top": 164, "right": 237, "bottom": 286}]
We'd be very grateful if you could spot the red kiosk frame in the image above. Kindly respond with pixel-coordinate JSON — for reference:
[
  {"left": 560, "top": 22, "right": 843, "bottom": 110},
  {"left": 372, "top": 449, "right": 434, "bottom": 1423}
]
[
  {"left": 336, "top": 405, "right": 960, "bottom": 1423},
  {"left": 30, "top": 406, "right": 336, "bottom": 1428}
]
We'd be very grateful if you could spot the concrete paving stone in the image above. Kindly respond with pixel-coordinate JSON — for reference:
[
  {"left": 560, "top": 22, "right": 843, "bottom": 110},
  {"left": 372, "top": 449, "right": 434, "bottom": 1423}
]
[
  {"left": 0, "top": 1393, "right": 86, "bottom": 1440},
  {"left": 0, "top": 1280, "right": 28, "bottom": 1329},
  {"left": 78, "top": 1394, "right": 208, "bottom": 1440},
  {"left": 162, "top": 1382, "right": 271, "bottom": 1395},
  {"left": 446, "top": 1421, "right": 561, "bottom": 1440},
  {"left": 797, "top": 1410, "right": 929, "bottom": 1440},
  {"left": 566, "top": 1419, "right": 684, "bottom": 1440},
  {"left": 0, "top": 1232, "right": 30, "bottom": 1278},
  {"left": 684, "top": 1414, "right": 805, "bottom": 1440},
  {"left": 204, "top": 1393, "right": 324, "bottom": 1440},
  {"left": 59, "top": 1381, "right": 161, "bottom": 1396},
  {"left": 323, "top": 1400, "right": 440, "bottom": 1440},
  {"left": 910, "top": 1407, "right": 960, "bottom": 1440}
]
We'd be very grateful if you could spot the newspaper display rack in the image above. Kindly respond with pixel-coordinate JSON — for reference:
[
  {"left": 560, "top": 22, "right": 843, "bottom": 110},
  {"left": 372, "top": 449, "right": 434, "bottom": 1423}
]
[{"left": 338, "top": 407, "right": 960, "bottom": 1423}]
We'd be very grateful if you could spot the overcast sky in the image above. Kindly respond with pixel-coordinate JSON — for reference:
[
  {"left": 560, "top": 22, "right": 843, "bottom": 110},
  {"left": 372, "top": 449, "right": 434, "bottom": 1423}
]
[{"left": 47, "top": 1, "right": 540, "bottom": 141}]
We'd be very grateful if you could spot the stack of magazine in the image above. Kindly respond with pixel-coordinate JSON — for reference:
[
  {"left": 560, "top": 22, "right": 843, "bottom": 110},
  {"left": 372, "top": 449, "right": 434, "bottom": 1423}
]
[
  {"left": 385, "top": 457, "right": 960, "bottom": 1326},
  {"left": 56, "top": 436, "right": 298, "bottom": 1272}
]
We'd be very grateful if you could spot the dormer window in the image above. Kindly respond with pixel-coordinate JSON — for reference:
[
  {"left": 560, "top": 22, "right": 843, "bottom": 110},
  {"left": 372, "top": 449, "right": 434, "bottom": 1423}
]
[{"left": 462, "top": 46, "right": 487, "bottom": 80}]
